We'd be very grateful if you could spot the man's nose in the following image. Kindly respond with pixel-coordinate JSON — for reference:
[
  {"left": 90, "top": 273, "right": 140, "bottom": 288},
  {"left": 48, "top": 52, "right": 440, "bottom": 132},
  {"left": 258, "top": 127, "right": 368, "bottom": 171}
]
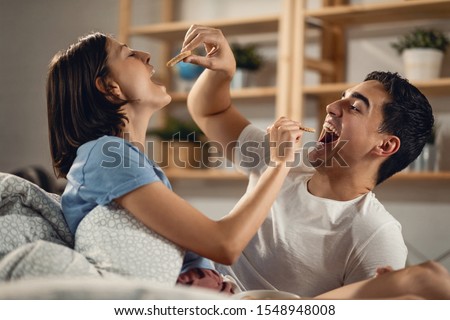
[{"left": 326, "top": 100, "right": 343, "bottom": 117}]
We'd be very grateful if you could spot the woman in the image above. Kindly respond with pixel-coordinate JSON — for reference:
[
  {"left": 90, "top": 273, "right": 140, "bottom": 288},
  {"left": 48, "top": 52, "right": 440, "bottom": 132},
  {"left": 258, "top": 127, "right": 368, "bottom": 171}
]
[{"left": 46, "top": 32, "right": 302, "bottom": 290}]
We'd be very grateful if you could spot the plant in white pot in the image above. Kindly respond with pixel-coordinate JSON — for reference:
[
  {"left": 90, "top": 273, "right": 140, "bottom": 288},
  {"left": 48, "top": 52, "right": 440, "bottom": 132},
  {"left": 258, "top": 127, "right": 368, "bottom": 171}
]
[
  {"left": 391, "top": 28, "right": 449, "bottom": 81},
  {"left": 231, "top": 43, "right": 263, "bottom": 89}
]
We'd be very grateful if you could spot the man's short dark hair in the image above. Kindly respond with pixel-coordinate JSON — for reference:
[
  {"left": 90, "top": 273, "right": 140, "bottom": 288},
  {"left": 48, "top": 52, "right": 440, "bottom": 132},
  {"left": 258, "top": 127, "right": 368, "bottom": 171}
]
[{"left": 365, "top": 71, "right": 434, "bottom": 185}]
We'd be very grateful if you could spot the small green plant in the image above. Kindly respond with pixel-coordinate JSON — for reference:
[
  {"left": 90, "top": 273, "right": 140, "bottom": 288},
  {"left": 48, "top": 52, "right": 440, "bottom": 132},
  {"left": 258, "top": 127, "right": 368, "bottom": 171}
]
[
  {"left": 391, "top": 28, "right": 449, "bottom": 55},
  {"left": 147, "top": 116, "right": 203, "bottom": 142},
  {"left": 231, "top": 43, "right": 263, "bottom": 70}
]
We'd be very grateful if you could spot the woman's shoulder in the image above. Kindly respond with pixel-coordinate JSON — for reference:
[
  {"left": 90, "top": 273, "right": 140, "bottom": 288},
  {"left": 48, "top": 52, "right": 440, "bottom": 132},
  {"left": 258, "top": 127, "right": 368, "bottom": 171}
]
[
  {"left": 83, "top": 135, "right": 126, "bottom": 150},
  {"left": 78, "top": 136, "right": 132, "bottom": 158}
]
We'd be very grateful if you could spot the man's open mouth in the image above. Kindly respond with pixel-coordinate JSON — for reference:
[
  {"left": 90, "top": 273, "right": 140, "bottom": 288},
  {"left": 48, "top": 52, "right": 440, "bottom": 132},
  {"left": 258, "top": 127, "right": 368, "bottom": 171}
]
[{"left": 318, "top": 122, "right": 341, "bottom": 144}]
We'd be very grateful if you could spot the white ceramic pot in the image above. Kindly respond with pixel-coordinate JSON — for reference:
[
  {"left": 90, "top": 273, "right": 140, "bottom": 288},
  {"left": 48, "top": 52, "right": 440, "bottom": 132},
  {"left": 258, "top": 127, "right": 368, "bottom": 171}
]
[
  {"left": 231, "top": 68, "right": 250, "bottom": 89},
  {"left": 402, "top": 48, "right": 444, "bottom": 81}
]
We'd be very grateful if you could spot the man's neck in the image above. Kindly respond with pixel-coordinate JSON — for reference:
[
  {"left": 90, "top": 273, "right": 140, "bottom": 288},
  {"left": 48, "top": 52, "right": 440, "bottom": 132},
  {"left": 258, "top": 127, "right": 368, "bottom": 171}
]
[{"left": 308, "top": 169, "right": 375, "bottom": 201}]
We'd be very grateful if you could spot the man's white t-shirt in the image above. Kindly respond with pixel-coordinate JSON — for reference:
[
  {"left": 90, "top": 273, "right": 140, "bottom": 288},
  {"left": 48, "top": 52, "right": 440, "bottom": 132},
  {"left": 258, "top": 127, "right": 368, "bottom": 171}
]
[{"left": 216, "top": 125, "right": 407, "bottom": 297}]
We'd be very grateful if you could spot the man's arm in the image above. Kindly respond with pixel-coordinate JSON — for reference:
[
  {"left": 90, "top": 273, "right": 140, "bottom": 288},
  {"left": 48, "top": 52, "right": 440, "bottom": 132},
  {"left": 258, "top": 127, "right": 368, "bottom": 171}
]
[{"left": 183, "top": 25, "right": 250, "bottom": 160}]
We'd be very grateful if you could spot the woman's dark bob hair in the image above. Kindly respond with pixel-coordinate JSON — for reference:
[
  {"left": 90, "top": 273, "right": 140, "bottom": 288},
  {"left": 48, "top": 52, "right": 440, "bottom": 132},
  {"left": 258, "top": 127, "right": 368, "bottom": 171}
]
[{"left": 47, "top": 32, "right": 128, "bottom": 178}]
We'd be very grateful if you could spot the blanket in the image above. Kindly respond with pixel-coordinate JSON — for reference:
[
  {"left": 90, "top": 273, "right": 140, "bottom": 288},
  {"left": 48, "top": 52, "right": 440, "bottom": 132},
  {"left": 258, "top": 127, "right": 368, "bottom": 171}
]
[{"left": 0, "top": 173, "right": 183, "bottom": 286}]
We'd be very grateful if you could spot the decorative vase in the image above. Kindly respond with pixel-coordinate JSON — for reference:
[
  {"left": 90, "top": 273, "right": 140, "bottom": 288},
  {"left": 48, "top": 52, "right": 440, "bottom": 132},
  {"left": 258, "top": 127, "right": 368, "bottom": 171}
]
[
  {"left": 410, "top": 143, "right": 438, "bottom": 172},
  {"left": 176, "top": 61, "right": 204, "bottom": 80},
  {"left": 402, "top": 48, "right": 444, "bottom": 80},
  {"left": 231, "top": 68, "right": 250, "bottom": 89},
  {"left": 175, "top": 61, "right": 205, "bottom": 92}
]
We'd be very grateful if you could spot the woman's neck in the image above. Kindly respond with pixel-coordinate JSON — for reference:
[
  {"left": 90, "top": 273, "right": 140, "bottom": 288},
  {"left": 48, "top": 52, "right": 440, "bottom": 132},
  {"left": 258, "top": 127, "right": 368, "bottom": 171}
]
[{"left": 120, "top": 107, "right": 152, "bottom": 153}]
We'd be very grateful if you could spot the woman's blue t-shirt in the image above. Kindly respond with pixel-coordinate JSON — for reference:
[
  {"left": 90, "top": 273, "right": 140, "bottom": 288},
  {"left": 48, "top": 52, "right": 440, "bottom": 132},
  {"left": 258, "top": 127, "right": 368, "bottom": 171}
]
[{"left": 61, "top": 135, "right": 213, "bottom": 271}]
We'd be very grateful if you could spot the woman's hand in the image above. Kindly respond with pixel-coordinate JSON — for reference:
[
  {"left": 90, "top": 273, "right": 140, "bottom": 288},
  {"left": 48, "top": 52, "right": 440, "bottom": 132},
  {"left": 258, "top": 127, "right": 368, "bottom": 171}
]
[
  {"left": 374, "top": 266, "right": 394, "bottom": 278},
  {"left": 267, "top": 117, "right": 304, "bottom": 166},
  {"left": 181, "top": 25, "right": 236, "bottom": 80}
]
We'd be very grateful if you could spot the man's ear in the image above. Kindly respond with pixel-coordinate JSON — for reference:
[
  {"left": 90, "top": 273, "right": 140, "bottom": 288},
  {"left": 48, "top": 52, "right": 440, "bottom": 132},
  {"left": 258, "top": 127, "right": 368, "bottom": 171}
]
[
  {"left": 95, "top": 77, "right": 122, "bottom": 100},
  {"left": 372, "top": 135, "right": 400, "bottom": 158}
]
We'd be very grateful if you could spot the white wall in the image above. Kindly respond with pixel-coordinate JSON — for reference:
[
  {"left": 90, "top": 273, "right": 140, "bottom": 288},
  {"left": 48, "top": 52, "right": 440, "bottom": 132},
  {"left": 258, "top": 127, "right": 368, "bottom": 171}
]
[
  {"left": 0, "top": 0, "right": 122, "bottom": 173},
  {"left": 1, "top": 0, "right": 449, "bottom": 271}
]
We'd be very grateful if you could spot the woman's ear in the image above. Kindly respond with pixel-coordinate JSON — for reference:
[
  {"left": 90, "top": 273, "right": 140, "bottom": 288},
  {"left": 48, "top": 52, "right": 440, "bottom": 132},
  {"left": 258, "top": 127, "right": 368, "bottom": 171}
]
[
  {"left": 372, "top": 135, "right": 401, "bottom": 158},
  {"left": 95, "top": 77, "right": 122, "bottom": 101}
]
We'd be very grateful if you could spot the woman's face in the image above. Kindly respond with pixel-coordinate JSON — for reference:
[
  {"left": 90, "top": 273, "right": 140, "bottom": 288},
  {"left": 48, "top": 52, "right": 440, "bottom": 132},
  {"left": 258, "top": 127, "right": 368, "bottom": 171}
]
[{"left": 105, "top": 37, "right": 171, "bottom": 109}]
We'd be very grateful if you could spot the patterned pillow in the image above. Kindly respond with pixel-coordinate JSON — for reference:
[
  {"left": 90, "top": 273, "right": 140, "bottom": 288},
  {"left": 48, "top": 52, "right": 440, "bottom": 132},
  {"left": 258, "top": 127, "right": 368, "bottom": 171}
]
[
  {"left": 0, "top": 173, "right": 73, "bottom": 260},
  {"left": 75, "top": 203, "right": 184, "bottom": 286}
]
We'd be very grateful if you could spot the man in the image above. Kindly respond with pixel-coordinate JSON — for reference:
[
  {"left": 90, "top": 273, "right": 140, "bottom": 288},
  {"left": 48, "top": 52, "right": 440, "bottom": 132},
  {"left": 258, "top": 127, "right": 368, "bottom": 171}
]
[{"left": 182, "top": 25, "right": 434, "bottom": 297}]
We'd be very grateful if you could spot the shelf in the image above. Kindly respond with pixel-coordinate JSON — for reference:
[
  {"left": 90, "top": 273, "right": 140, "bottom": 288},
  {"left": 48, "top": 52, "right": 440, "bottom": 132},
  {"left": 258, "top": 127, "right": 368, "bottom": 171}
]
[
  {"left": 165, "top": 168, "right": 247, "bottom": 181},
  {"left": 391, "top": 171, "right": 450, "bottom": 181},
  {"left": 165, "top": 168, "right": 450, "bottom": 182},
  {"left": 170, "top": 86, "right": 277, "bottom": 102},
  {"left": 130, "top": 15, "right": 280, "bottom": 41},
  {"left": 303, "top": 77, "right": 450, "bottom": 98},
  {"left": 306, "top": 0, "right": 450, "bottom": 26}
]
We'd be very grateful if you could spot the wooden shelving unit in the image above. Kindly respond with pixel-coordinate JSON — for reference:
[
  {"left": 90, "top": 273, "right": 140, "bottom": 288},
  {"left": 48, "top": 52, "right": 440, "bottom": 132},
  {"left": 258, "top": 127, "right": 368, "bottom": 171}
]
[
  {"left": 118, "top": 0, "right": 293, "bottom": 182},
  {"left": 128, "top": 15, "right": 280, "bottom": 41},
  {"left": 119, "top": 0, "right": 450, "bottom": 182},
  {"left": 165, "top": 168, "right": 247, "bottom": 181},
  {"left": 297, "top": 0, "right": 450, "bottom": 183},
  {"left": 170, "top": 86, "right": 277, "bottom": 103},
  {"left": 165, "top": 169, "right": 450, "bottom": 182},
  {"left": 392, "top": 171, "right": 450, "bottom": 181},
  {"left": 304, "top": 77, "right": 450, "bottom": 97},
  {"left": 305, "top": 0, "right": 450, "bottom": 25}
]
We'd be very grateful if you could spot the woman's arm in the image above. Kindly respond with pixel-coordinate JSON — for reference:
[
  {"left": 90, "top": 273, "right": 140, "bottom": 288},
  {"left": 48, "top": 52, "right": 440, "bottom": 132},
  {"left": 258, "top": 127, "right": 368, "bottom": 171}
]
[
  {"left": 185, "top": 25, "right": 250, "bottom": 160},
  {"left": 116, "top": 117, "right": 303, "bottom": 265},
  {"left": 315, "top": 261, "right": 449, "bottom": 300}
]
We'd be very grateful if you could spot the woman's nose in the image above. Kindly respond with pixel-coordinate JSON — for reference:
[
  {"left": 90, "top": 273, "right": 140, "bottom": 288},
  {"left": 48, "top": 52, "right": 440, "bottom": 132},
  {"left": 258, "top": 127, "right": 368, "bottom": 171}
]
[{"left": 139, "top": 51, "right": 151, "bottom": 64}]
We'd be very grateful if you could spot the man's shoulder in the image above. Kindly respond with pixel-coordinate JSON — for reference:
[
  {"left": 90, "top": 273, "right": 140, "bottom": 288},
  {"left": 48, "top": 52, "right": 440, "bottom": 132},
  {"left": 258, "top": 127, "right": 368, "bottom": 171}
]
[{"left": 354, "top": 192, "right": 401, "bottom": 229}]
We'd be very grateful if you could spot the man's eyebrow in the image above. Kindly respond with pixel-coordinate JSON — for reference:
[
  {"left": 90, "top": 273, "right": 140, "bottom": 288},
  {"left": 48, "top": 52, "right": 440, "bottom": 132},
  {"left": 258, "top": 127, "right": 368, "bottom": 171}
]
[{"left": 342, "top": 90, "right": 370, "bottom": 109}]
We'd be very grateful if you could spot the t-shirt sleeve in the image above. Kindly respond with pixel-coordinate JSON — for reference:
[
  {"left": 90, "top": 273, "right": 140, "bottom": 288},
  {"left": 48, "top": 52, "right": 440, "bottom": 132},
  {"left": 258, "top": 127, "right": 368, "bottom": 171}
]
[
  {"left": 344, "top": 221, "right": 408, "bottom": 285},
  {"left": 233, "top": 124, "right": 316, "bottom": 176},
  {"left": 233, "top": 124, "right": 269, "bottom": 176},
  {"left": 78, "top": 138, "right": 161, "bottom": 205},
  {"left": 181, "top": 251, "right": 215, "bottom": 273}
]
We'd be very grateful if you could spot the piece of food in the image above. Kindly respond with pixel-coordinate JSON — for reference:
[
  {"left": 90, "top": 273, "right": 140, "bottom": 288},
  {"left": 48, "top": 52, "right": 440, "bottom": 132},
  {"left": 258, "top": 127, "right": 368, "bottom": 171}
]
[
  {"left": 166, "top": 50, "right": 192, "bottom": 67},
  {"left": 299, "top": 125, "right": 316, "bottom": 133}
]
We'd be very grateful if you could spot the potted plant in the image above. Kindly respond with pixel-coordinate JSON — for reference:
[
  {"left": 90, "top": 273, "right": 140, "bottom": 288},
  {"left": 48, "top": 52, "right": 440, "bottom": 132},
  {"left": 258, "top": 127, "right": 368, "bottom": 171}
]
[
  {"left": 147, "top": 116, "right": 205, "bottom": 169},
  {"left": 231, "top": 43, "right": 263, "bottom": 88},
  {"left": 391, "top": 28, "right": 449, "bottom": 80}
]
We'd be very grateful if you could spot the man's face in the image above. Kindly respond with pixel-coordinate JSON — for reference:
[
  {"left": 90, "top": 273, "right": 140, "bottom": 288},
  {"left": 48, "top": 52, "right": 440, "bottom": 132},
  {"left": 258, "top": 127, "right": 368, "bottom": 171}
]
[{"left": 308, "top": 80, "right": 391, "bottom": 169}]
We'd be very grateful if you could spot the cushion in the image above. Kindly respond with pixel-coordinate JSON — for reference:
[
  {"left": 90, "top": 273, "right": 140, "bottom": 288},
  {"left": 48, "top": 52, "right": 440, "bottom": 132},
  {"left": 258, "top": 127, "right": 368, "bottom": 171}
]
[{"left": 75, "top": 202, "right": 184, "bottom": 285}]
